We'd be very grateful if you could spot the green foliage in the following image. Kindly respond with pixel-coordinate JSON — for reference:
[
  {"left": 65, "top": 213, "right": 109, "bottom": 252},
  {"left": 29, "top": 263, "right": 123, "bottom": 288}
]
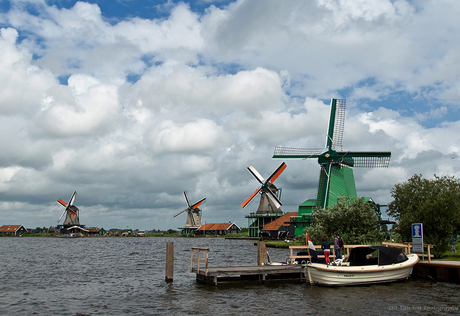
[
  {"left": 388, "top": 174, "right": 460, "bottom": 258},
  {"left": 306, "top": 196, "right": 382, "bottom": 245}
]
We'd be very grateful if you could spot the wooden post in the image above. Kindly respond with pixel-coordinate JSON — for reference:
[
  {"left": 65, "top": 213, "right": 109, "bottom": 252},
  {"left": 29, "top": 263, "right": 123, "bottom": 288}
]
[
  {"left": 257, "top": 240, "right": 265, "bottom": 266},
  {"left": 165, "top": 242, "right": 174, "bottom": 282}
]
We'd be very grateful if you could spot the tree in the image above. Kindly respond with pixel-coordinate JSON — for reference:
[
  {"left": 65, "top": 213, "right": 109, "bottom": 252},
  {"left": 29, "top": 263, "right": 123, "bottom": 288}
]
[
  {"left": 306, "top": 196, "right": 382, "bottom": 245},
  {"left": 388, "top": 174, "right": 460, "bottom": 258}
]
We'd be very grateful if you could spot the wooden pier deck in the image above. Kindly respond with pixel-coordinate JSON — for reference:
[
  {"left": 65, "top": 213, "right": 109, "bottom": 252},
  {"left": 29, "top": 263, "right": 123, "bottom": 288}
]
[
  {"left": 190, "top": 247, "right": 304, "bottom": 285},
  {"left": 192, "top": 264, "right": 304, "bottom": 285},
  {"left": 413, "top": 261, "right": 460, "bottom": 283}
]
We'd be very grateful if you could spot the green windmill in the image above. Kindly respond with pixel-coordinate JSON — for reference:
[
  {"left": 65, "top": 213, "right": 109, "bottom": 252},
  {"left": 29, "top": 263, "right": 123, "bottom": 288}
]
[{"left": 273, "top": 99, "right": 391, "bottom": 235}]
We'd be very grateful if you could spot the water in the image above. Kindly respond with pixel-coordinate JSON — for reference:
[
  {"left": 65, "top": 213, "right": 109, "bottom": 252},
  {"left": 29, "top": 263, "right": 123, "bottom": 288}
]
[{"left": 0, "top": 237, "right": 459, "bottom": 316}]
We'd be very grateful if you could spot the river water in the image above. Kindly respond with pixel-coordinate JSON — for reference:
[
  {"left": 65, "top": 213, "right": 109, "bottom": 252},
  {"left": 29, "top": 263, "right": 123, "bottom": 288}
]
[{"left": 0, "top": 237, "right": 458, "bottom": 315}]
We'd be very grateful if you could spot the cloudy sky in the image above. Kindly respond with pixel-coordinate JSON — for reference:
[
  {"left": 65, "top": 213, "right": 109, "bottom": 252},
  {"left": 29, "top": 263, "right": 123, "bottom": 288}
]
[{"left": 1, "top": 0, "right": 459, "bottom": 230}]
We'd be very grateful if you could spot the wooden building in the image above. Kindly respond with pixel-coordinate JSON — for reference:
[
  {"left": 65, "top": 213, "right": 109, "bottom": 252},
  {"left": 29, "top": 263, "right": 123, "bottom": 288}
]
[
  {"left": 260, "top": 212, "right": 297, "bottom": 238},
  {"left": 195, "top": 223, "right": 241, "bottom": 236},
  {"left": 86, "top": 227, "right": 106, "bottom": 236},
  {"left": 0, "top": 225, "right": 28, "bottom": 236}
]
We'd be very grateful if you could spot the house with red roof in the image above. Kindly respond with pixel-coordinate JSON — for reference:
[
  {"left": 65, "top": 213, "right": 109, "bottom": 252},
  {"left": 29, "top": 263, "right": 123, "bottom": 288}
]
[
  {"left": 260, "top": 212, "right": 297, "bottom": 238},
  {"left": 195, "top": 222, "right": 241, "bottom": 236},
  {"left": 0, "top": 225, "right": 28, "bottom": 236}
]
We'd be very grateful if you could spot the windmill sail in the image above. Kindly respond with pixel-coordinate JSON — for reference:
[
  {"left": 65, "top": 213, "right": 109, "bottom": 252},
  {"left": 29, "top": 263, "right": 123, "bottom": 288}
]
[{"left": 330, "top": 98, "right": 346, "bottom": 150}]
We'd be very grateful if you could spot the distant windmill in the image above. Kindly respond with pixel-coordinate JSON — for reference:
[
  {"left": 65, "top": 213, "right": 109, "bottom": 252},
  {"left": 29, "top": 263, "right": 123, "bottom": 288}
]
[
  {"left": 273, "top": 99, "right": 391, "bottom": 211},
  {"left": 242, "top": 162, "right": 287, "bottom": 214},
  {"left": 57, "top": 191, "right": 80, "bottom": 226},
  {"left": 174, "top": 191, "right": 205, "bottom": 231}
]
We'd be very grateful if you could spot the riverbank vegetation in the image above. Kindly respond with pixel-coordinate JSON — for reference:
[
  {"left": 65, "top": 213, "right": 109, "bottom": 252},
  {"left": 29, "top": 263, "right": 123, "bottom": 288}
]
[
  {"left": 388, "top": 174, "right": 460, "bottom": 258},
  {"left": 305, "top": 196, "right": 383, "bottom": 245}
]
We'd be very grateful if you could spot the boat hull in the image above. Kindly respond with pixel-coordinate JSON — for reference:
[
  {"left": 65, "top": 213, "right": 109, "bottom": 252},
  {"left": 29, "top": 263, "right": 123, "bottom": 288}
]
[{"left": 305, "top": 254, "right": 419, "bottom": 286}]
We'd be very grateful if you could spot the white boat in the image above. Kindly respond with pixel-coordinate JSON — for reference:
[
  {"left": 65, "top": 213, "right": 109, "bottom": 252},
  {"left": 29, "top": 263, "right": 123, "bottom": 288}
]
[{"left": 304, "top": 246, "right": 419, "bottom": 286}]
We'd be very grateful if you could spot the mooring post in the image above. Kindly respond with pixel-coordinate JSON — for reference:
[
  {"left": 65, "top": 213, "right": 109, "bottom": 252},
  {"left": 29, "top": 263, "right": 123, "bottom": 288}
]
[
  {"left": 257, "top": 240, "right": 265, "bottom": 266},
  {"left": 165, "top": 242, "right": 174, "bottom": 282}
]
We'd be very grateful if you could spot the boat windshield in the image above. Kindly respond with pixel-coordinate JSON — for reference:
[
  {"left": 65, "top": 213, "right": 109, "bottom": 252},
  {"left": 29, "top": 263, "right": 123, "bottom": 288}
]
[{"left": 347, "top": 246, "right": 408, "bottom": 266}]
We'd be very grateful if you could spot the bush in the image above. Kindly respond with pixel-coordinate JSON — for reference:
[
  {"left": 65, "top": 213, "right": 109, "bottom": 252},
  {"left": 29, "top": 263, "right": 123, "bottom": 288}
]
[
  {"left": 307, "top": 196, "right": 382, "bottom": 245},
  {"left": 388, "top": 174, "right": 460, "bottom": 258}
]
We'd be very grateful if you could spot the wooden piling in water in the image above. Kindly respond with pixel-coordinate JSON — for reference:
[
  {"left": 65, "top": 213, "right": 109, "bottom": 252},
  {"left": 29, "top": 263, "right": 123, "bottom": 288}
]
[
  {"left": 165, "top": 242, "right": 174, "bottom": 282},
  {"left": 257, "top": 240, "right": 265, "bottom": 266}
]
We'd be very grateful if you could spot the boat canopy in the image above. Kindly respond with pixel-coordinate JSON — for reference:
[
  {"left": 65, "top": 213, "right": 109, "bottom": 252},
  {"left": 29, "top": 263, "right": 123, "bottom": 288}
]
[{"left": 348, "top": 246, "right": 408, "bottom": 266}]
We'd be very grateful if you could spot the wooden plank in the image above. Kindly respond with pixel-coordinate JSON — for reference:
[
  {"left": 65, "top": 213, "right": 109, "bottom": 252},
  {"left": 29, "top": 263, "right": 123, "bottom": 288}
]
[{"left": 192, "top": 264, "right": 302, "bottom": 277}]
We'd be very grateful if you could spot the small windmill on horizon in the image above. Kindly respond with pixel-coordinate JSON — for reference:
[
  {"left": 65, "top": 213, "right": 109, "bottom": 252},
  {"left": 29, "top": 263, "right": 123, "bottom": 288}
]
[
  {"left": 57, "top": 191, "right": 80, "bottom": 227},
  {"left": 174, "top": 191, "right": 205, "bottom": 236}
]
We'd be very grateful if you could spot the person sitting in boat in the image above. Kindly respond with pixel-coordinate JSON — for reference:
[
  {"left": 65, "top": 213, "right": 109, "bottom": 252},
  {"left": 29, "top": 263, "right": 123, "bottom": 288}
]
[{"left": 321, "top": 235, "right": 331, "bottom": 264}]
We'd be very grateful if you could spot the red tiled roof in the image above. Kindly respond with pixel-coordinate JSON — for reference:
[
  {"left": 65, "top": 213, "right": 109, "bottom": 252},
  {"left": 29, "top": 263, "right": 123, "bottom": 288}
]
[
  {"left": 196, "top": 223, "right": 233, "bottom": 231},
  {"left": 0, "top": 225, "right": 25, "bottom": 233},
  {"left": 262, "top": 212, "right": 297, "bottom": 231}
]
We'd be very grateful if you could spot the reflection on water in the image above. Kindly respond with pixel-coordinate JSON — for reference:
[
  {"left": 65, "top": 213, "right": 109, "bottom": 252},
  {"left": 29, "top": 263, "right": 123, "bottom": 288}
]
[{"left": 0, "top": 237, "right": 458, "bottom": 315}]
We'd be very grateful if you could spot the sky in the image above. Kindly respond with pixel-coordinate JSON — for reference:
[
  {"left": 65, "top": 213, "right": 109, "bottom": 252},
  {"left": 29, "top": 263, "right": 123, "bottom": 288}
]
[{"left": 1, "top": 0, "right": 460, "bottom": 230}]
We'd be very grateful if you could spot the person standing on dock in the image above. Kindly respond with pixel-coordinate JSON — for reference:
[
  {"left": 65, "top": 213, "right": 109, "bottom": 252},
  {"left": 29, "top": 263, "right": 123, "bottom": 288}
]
[
  {"left": 451, "top": 236, "right": 456, "bottom": 253},
  {"left": 334, "top": 232, "right": 342, "bottom": 259},
  {"left": 321, "top": 235, "right": 331, "bottom": 264},
  {"left": 306, "top": 232, "right": 318, "bottom": 263}
]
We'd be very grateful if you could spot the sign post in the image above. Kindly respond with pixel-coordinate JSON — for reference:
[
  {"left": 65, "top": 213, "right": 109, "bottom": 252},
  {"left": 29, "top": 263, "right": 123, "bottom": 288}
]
[{"left": 412, "top": 223, "right": 424, "bottom": 260}]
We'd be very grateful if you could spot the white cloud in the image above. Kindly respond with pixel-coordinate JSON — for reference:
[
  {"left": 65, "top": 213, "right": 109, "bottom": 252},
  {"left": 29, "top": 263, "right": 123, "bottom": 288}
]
[
  {"left": 36, "top": 75, "right": 121, "bottom": 137},
  {"left": 152, "top": 118, "right": 225, "bottom": 154},
  {"left": 0, "top": 28, "right": 56, "bottom": 115},
  {"left": 129, "top": 65, "right": 284, "bottom": 115}
]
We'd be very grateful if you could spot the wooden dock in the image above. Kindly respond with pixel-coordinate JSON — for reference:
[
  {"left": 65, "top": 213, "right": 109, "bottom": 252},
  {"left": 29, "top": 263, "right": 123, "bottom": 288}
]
[
  {"left": 413, "top": 261, "right": 460, "bottom": 283},
  {"left": 192, "top": 264, "right": 304, "bottom": 285},
  {"left": 191, "top": 246, "right": 304, "bottom": 285}
]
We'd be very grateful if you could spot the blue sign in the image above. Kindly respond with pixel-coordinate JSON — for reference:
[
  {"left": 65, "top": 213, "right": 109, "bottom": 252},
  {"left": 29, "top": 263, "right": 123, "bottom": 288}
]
[
  {"left": 412, "top": 223, "right": 423, "bottom": 253},
  {"left": 412, "top": 223, "right": 423, "bottom": 239}
]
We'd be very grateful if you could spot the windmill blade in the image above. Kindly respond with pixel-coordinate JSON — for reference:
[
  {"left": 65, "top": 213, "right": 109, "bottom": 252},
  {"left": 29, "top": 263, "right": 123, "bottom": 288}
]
[
  {"left": 68, "top": 191, "right": 77, "bottom": 206},
  {"left": 183, "top": 191, "right": 191, "bottom": 207},
  {"left": 266, "top": 162, "right": 287, "bottom": 184},
  {"left": 57, "top": 209, "right": 67, "bottom": 223},
  {"left": 247, "top": 165, "right": 265, "bottom": 184},
  {"left": 57, "top": 198, "right": 67, "bottom": 207},
  {"left": 273, "top": 146, "right": 325, "bottom": 159},
  {"left": 265, "top": 188, "right": 282, "bottom": 209},
  {"left": 332, "top": 99, "right": 346, "bottom": 150},
  {"left": 325, "top": 99, "right": 346, "bottom": 150},
  {"left": 337, "top": 151, "right": 391, "bottom": 167},
  {"left": 191, "top": 198, "right": 206, "bottom": 209},
  {"left": 174, "top": 208, "right": 188, "bottom": 218},
  {"left": 241, "top": 187, "right": 261, "bottom": 208}
]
